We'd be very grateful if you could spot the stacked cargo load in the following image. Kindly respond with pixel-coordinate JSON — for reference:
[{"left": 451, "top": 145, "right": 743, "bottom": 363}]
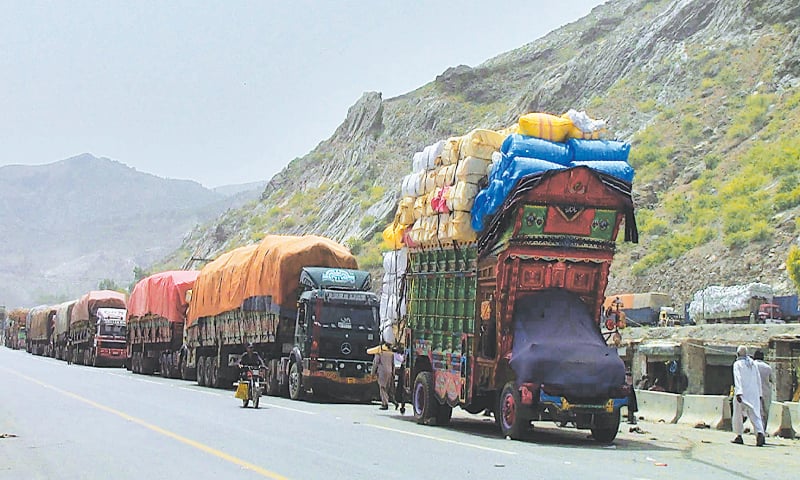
[
  {"left": 688, "top": 283, "right": 774, "bottom": 324},
  {"left": 26, "top": 305, "right": 56, "bottom": 356},
  {"left": 127, "top": 270, "right": 199, "bottom": 377},
  {"left": 382, "top": 110, "right": 638, "bottom": 443},
  {"left": 6, "top": 308, "right": 29, "bottom": 349},
  {"left": 53, "top": 300, "right": 76, "bottom": 360}
]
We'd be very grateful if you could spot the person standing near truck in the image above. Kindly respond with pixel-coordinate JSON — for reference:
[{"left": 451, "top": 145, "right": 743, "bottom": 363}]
[
  {"left": 753, "top": 350, "right": 774, "bottom": 431},
  {"left": 731, "top": 345, "right": 765, "bottom": 446},
  {"left": 371, "top": 344, "right": 394, "bottom": 410},
  {"left": 66, "top": 335, "right": 73, "bottom": 365}
]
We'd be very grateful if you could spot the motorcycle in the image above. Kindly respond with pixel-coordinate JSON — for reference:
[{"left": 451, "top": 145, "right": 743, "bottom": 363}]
[{"left": 236, "top": 366, "right": 264, "bottom": 408}]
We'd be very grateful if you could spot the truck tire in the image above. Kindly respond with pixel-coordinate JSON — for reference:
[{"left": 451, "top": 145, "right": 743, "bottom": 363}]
[
  {"left": 209, "top": 357, "right": 219, "bottom": 388},
  {"left": 265, "top": 359, "right": 280, "bottom": 396},
  {"left": 591, "top": 410, "right": 620, "bottom": 444},
  {"left": 497, "top": 382, "right": 529, "bottom": 440},
  {"left": 288, "top": 362, "right": 304, "bottom": 401},
  {"left": 197, "top": 356, "right": 206, "bottom": 386},
  {"left": 412, "top": 371, "right": 439, "bottom": 425},
  {"left": 436, "top": 404, "right": 453, "bottom": 426}
]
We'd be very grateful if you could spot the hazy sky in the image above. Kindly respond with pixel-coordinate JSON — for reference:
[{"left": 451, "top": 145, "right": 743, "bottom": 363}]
[{"left": 1, "top": 0, "right": 603, "bottom": 188}]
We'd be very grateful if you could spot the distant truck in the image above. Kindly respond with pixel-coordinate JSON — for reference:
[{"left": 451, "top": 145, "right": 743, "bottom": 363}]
[
  {"left": 398, "top": 167, "right": 637, "bottom": 443},
  {"left": 70, "top": 290, "right": 127, "bottom": 366},
  {"left": 127, "top": 271, "right": 199, "bottom": 378},
  {"left": 26, "top": 305, "right": 56, "bottom": 356},
  {"left": 688, "top": 283, "right": 773, "bottom": 324},
  {"left": 773, "top": 295, "right": 799, "bottom": 322},
  {"left": 185, "top": 235, "right": 379, "bottom": 402},
  {"left": 53, "top": 300, "right": 77, "bottom": 360},
  {"left": 5, "top": 309, "right": 28, "bottom": 349},
  {"left": 602, "top": 292, "right": 671, "bottom": 326}
]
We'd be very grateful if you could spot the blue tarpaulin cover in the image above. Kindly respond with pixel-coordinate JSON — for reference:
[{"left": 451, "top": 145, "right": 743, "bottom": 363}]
[{"left": 509, "top": 289, "right": 626, "bottom": 399}]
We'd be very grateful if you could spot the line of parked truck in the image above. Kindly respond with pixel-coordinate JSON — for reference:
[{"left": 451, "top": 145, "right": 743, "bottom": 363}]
[{"left": 3, "top": 235, "right": 382, "bottom": 402}]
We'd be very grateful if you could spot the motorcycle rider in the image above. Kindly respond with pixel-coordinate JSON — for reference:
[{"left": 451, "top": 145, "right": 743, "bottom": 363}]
[{"left": 238, "top": 342, "right": 265, "bottom": 378}]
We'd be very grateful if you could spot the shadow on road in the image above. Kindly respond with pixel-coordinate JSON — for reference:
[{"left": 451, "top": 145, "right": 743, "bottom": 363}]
[{"left": 386, "top": 414, "right": 683, "bottom": 452}]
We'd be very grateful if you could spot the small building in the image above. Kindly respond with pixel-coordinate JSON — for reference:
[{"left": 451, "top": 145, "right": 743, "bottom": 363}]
[{"left": 621, "top": 324, "right": 800, "bottom": 399}]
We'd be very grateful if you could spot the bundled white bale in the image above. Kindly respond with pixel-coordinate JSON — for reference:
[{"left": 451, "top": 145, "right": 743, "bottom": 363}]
[
  {"left": 382, "top": 249, "right": 408, "bottom": 275},
  {"left": 401, "top": 173, "right": 420, "bottom": 198},
  {"left": 456, "top": 156, "right": 492, "bottom": 184},
  {"left": 412, "top": 151, "right": 426, "bottom": 173},
  {"left": 424, "top": 140, "right": 444, "bottom": 168},
  {"left": 449, "top": 181, "right": 480, "bottom": 212},
  {"left": 381, "top": 322, "right": 397, "bottom": 344},
  {"left": 440, "top": 137, "right": 462, "bottom": 166},
  {"left": 688, "top": 283, "right": 774, "bottom": 318},
  {"left": 460, "top": 129, "right": 504, "bottom": 160}
]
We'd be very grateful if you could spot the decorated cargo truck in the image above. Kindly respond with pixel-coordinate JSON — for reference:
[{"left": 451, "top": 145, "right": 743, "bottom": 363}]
[
  {"left": 185, "top": 235, "right": 379, "bottom": 401},
  {"left": 127, "top": 270, "right": 199, "bottom": 377},
  {"left": 384, "top": 113, "right": 637, "bottom": 442},
  {"left": 5, "top": 308, "right": 29, "bottom": 350},
  {"left": 70, "top": 290, "right": 127, "bottom": 366},
  {"left": 26, "top": 305, "right": 56, "bottom": 356}
]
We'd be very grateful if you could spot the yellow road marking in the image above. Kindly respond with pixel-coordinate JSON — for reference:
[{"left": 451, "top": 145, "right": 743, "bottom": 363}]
[
  {"left": 1, "top": 367, "right": 290, "bottom": 480},
  {"left": 362, "top": 423, "right": 518, "bottom": 455}
]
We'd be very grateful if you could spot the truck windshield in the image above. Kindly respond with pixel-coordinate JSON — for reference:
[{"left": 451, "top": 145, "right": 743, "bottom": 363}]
[
  {"left": 318, "top": 305, "right": 376, "bottom": 331},
  {"left": 100, "top": 324, "right": 126, "bottom": 336}
]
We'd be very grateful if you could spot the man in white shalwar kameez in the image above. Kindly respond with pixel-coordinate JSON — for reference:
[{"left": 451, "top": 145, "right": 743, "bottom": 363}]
[
  {"left": 753, "top": 350, "right": 774, "bottom": 431},
  {"left": 732, "top": 345, "right": 765, "bottom": 446}
]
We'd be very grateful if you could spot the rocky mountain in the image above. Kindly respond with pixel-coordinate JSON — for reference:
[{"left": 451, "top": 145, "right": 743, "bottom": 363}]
[
  {"left": 163, "top": 0, "right": 800, "bottom": 307},
  {"left": 0, "top": 154, "right": 242, "bottom": 307}
]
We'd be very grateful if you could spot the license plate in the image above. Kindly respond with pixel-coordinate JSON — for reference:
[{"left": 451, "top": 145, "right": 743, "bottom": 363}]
[
  {"left": 346, "top": 378, "right": 356, "bottom": 384},
  {"left": 112, "top": 351, "right": 120, "bottom": 356}
]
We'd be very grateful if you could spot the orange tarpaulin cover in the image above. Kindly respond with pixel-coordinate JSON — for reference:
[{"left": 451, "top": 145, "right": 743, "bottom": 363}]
[
  {"left": 127, "top": 271, "right": 199, "bottom": 324},
  {"left": 187, "top": 235, "right": 357, "bottom": 324},
  {"left": 71, "top": 290, "right": 127, "bottom": 326}
]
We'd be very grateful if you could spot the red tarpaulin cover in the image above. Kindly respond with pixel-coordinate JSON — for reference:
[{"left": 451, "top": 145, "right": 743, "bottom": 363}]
[{"left": 127, "top": 271, "right": 199, "bottom": 324}]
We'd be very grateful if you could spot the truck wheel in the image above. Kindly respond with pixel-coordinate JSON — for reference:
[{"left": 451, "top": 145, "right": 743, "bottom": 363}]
[
  {"left": 436, "top": 404, "right": 453, "bottom": 426},
  {"left": 591, "top": 410, "right": 620, "bottom": 444},
  {"left": 497, "top": 382, "right": 528, "bottom": 439},
  {"left": 412, "top": 371, "right": 439, "bottom": 425},
  {"left": 197, "top": 356, "right": 206, "bottom": 386},
  {"left": 209, "top": 358, "right": 219, "bottom": 388},
  {"left": 288, "top": 362, "right": 304, "bottom": 401},
  {"left": 207, "top": 358, "right": 217, "bottom": 388},
  {"left": 265, "top": 359, "right": 280, "bottom": 396}
]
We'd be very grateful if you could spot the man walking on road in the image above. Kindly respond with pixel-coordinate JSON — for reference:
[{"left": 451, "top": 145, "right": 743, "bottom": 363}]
[
  {"left": 371, "top": 344, "right": 394, "bottom": 410},
  {"left": 732, "top": 345, "right": 765, "bottom": 446},
  {"left": 753, "top": 350, "right": 774, "bottom": 431}
]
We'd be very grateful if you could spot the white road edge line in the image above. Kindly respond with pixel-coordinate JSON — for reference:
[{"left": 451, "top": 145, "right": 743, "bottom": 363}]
[
  {"left": 258, "top": 403, "right": 317, "bottom": 415},
  {"left": 179, "top": 386, "right": 224, "bottom": 397},
  {"left": 361, "top": 423, "right": 517, "bottom": 455}
]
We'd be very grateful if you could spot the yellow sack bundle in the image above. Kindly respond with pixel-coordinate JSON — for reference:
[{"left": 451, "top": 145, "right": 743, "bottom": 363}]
[
  {"left": 449, "top": 211, "right": 477, "bottom": 243},
  {"left": 409, "top": 219, "right": 424, "bottom": 244},
  {"left": 460, "top": 129, "right": 505, "bottom": 160},
  {"left": 235, "top": 382, "right": 249, "bottom": 400},
  {"left": 382, "top": 223, "right": 406, "bottom": 250},
  {"left": 435, "top": 164, "right": 457, "bottom": 187},
  {"left": 440, "top": 137, "right": 462, "bottom": 166},
  {"left": 396, "top": 196, "right": 416, "bottom": 225},
  {"left": 518, "top": 112, "right": 572, "bottom": 142},
  {"left": 456, "top": 156, "right": 491, "bottom": 184},
  {"left": 413, "top": 196, "right": 426, "bottom": 221},
  {"left": 496, "top": 124, "right": 518, "bottom": 137},
  {"left": 421, "top": 170, "right": 437, "bottom": 195},
  {"left": 566, "top": 125, "right": 606, "bottom": 140},
  {"left": 424, "top": 191, "right": 436, "bottom": 217},
  {"left": 448, "top": 181, "right": 480, "bottom": 212},
  {"left": 437, "top": 213, "right": 451, "bottom": 241}
]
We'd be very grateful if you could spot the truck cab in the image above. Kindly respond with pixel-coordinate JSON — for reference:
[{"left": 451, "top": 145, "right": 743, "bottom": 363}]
[
  {"left": 94, "top": 307, "right": 127, "bottom": 363},
  {"left": 289, "top": 267, "right": 380, "bottom": 401},
  {"left": 757, "top": 303, "right": 784, "bottom": 324}
]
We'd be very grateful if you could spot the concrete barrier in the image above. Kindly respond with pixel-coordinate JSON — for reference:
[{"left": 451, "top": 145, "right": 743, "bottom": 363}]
[
  {"left": 767, "top": 402, "right": 794, "bottom": 438},
  {"left": 636, "top": 389, "right": 683, "bottom": 424},
  {"left": 788, "top": 402, "right": 800, "bottom": 435},
  {"left": 678, "top": 394, "right": 731, "bottom": 430}
]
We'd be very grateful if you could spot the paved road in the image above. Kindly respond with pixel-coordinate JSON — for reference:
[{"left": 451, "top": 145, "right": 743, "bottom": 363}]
[{"left": 0, "top": 347, "right": 796, "bottom": 479}]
